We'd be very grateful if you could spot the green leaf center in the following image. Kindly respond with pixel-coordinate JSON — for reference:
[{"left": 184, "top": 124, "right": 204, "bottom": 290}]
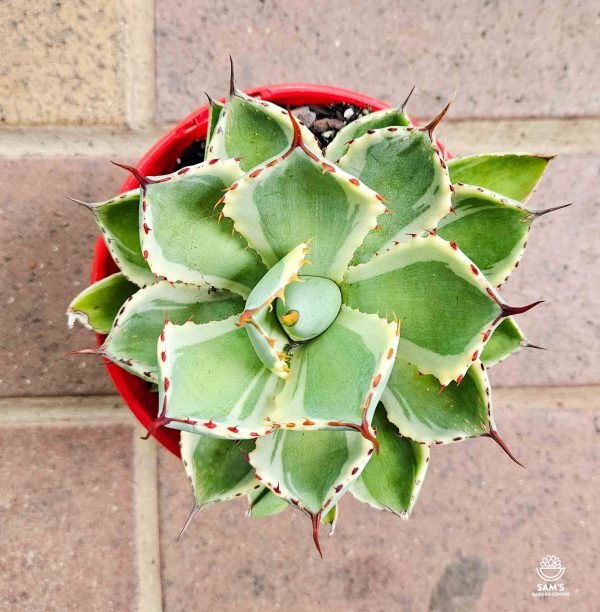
[{"left": 275, "top": 276, "right": 341, "bottom": 341}]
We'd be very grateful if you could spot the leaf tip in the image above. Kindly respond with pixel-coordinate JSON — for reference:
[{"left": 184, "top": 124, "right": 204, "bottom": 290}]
[
  {"left": 487, "top": 429, "right": 525, "bottom": 468},
  {"left": 309, "top": 511, "right": 324, "bottom": 559},
  {"left": 400, "top": 84, "right": 416, "bottom": 112},
  {"left": 111, "top": 161, "right": 154, "bottom": 188},
  {"left": 421, "top": 91, "right": 455, "bottom": 139}
]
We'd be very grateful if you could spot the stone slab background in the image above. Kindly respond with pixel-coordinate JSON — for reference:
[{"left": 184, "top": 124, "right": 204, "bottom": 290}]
[{"left": 0, "top": 0, "right": 598, "bottom": 610}]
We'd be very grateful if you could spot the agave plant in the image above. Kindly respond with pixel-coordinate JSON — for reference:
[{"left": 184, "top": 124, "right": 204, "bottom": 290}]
[{"left": 68, "top": 67, "right": 567, "bottom": 556}]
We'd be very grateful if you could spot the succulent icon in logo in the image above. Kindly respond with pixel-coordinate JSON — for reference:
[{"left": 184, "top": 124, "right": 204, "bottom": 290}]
[{"left": 537, "top": 555, "right": 565, "bottom": 582}]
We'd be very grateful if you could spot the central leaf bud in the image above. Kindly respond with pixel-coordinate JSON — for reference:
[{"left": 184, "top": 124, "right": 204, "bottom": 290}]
[{"left": 275, "top": 276, "right": 342, "bottom": 341}]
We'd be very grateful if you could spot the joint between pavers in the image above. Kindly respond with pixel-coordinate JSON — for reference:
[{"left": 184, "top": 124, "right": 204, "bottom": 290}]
[
  {"left": 133, "top": 426, "right": 163, "bottom": 612},
  {"left": 495, "top": 385, "right": 600, "bottom": 411},
  {"left": 0, "top": 387, "right": 598, "bottom": 428},
  {"left": 119, "top": 0, "right": 156, "bottom": 130},
  {"left": 0, "top": 127, "right": 166, "bottom": 159},
  {"left": 0, "top": 395, "right": 132, "bottom": 424},
  {"left": 436, "top": 118, "right": 600, "bottom": 155},
  {"left": 2, "top": 118, "right": 600, "bottom": 159}
]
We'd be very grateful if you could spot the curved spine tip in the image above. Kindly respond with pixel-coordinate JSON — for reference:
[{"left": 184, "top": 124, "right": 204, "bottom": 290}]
[
  {"left": 522, "top": 341, "right": 547, "bottom": 351},
  {"left": 66, "top": 347, "right": 105, "bottom": 356},
  {"left": 111, "top": 161, "right": 154, "bottom": 188},
  {"left": 228, "top": 55, "right": 236, "bottom": 97},
  {"left": 501, "top": 299, "right": 544, "bottom": 317},
  {"left": 140, "top": 416, "right": 171, "bottom": 440},
  {"left": 400, "top": 84, "right": 416, "bottom": 112},
  {"left": 487, "top": 429, "right": 525, "bottom": 468},
  {"left": 204, "top": 91, "right": 217, "bottom": 106},
  {"left": 330, "top": 417, "right": 379, "bottom": 454},
  {"left": 422, "top": 91, "right": 456, "bottom": 139},
  {"left": 177, "top": 503, "right": 201, "bottom": 541},
  {"left": 310, "top": 511, "right": 324, "bottom": 559},
  {"left": 283, "top": 109, "right": 319, "bottom": 161},
  {"left": 365, "top": 427, "right": 380, "bottom": 455},
  {"left": 486, "top": 288, "right": 544, "bottom": 319},
  {"left": 66, "top": 196, "right": 94, "bottom": 210},
  {"left": 141, "top": 407, "right": 201, "bottom": 441},
  {"left": 532, "top": 202, "right": 573, "bottom": 218}
]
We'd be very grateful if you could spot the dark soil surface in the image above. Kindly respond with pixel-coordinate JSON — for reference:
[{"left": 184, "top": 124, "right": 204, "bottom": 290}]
[{"left": 171, "top": 102, "right": 370, "bottom": 172}]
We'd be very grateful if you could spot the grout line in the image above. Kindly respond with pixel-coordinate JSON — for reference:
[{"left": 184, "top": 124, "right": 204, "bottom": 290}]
[
  {"left": 435, "top": 118, "right": 600, "bottom": 156},
  {"left": 0, "top": 386, "right": 598, "bottom": 426},
  {"left": 121, "top": 0, "right": 156, "bottom": 129},
  {"left": 494, "top": 385, "right": 600, "bottom": 411},
  {"left": 0, "top": 395, "right": 132, "bottom": 424},
  {"left": 0, "top": 127, "right": 166, "bottom": 160},
  {"left": 1, "top": 118, "right": 600, "bottom": 159},
  {"left": 132, "top": 425, "right": 163, "bottom": 612}
]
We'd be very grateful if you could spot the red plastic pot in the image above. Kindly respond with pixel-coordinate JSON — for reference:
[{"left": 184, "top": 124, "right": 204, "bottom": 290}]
[{"left": 91, "top": 83, "right": 429, "bottom": 457}]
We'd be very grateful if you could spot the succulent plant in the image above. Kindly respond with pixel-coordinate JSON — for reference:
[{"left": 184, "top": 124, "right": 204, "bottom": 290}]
[{"left": 68, "top": 66, "right": 567, "bottom": 557}]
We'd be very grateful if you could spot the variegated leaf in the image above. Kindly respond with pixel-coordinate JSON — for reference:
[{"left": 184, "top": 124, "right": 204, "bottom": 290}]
[
  {"left": 101, "top": 282, "right": 243, "bottom": 382},
  {"left": 325, "top": 106, "right": 411, "bottom": 163},
  {"left": 67, "top": 272, "right": 137, "bottom": 334},
  {"left": 159, "top": 314, "right": 283, "bottom": 438},
  {"left": 180, "top": 431, "right": 257, "bottom": 506},
  {"left": 208, "top": 90, "right": 320, "bottom": 172},
  {"left": 350, "top": 404, "right": 429, "bottom": 516},
  {"left": 341, "top": 234, "right": 505, "bottom": 385},
  {"left": 244, "top": 309, "right": 291, "bottom": 380},
  {"left": 249, "top": 429, "right": 373, "bottom": 516},
  {"left": 447, "top": 153, "right": 552, "bottom": 202},
  {"left": 270, "top": 305, "right": 398, "bottom": 432},
  {"left": 337, "top": 126, "right": 452, "bottom": 264},
  {"left": 436, "top": 184, "right": 532, "bottom": 286},
  {"left": 204, "top": 95, "right": 224, "bottom": 160},
  {"left": 74, "top": 189, "right": 154, "bottom": 287},
  {"left": 222, "top": 117, "right": 386, "bottom": 282},
  {"left": 481, "top": 317, "right": 525, "bottom": 367},
  {"left": 247, "top": 486, "right": 289, "bottom": 517},
  {"left": 240, "top": 242, "right": 310, "bottom": 379},
  {"left": 141, "top": 158, "right": 266, "bottom": 297},
  {"left": 381, "top": 358, "right": 493, "bottom": 444}
]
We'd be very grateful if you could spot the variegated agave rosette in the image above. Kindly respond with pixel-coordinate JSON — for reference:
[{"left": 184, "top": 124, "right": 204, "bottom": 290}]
[{"left": 68, "top": 70, "right": 567, "bottom": 556}]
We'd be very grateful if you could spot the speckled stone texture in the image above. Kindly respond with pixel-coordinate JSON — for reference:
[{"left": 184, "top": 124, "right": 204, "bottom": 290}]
[
  {"left": 0, "top": 1, "right": 125, "bottom": 125},
  {"left": 490, "top": 155, "right": 600, "bottom": 387},
  {"left": 0, "top": 158, "right": 129, "bottom": 396},
  {"left": 158, "top": 406, "right": 599, "bottom": 611},
  {"left": 155, "top": 0, "right": 600, "bottom": 124},
  {"left": 0, "top": 424, "right": 135, "bottom": 610}
]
